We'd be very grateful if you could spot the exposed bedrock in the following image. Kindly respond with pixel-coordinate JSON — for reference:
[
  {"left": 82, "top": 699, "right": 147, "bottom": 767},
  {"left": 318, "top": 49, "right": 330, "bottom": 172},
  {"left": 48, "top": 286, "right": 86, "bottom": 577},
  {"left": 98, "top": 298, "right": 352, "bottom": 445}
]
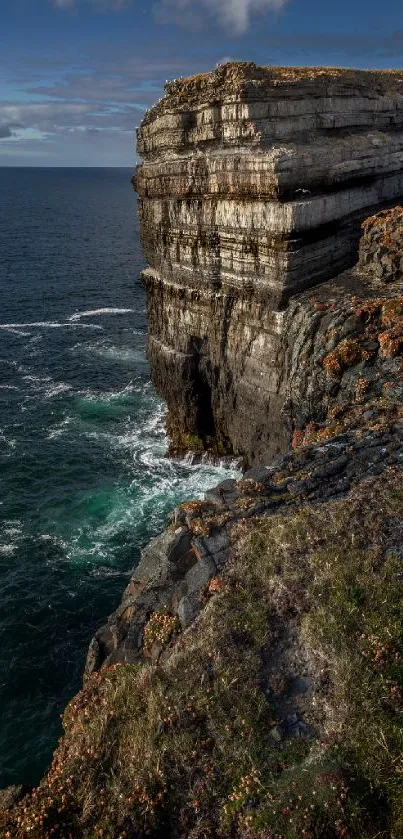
[
  {"left": 85, "top": 207, "right": 403, "bottom": 677},
  {"left": 134, "top": 62, "right": 403, "bottom": 465}
]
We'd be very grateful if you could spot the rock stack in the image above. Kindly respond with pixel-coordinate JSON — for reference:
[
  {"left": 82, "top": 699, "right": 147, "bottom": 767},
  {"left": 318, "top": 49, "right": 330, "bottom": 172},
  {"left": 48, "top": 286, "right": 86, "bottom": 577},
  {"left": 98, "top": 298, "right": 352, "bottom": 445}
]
[{"left": 134, "top": 62, "right": 403, "bottom": 465}]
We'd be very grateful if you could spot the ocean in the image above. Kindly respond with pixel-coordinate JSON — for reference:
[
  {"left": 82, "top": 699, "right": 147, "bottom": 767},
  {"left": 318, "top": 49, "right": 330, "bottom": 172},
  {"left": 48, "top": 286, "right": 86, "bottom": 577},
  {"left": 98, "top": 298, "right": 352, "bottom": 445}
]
[{"left": 0, "top": 167, "right": 236, "bottom": 789}]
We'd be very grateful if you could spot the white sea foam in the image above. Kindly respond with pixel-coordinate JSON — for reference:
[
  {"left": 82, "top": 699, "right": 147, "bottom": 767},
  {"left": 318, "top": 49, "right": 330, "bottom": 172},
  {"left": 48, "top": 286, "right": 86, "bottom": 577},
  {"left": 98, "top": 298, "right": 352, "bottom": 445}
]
[
  {"left": 47, "top": 416, "right": 73, "bottom": 439},
  {"left": 141, "top": 403, "right": 166, "bottom": 435},
  {"left": 0, "top": 520, "right": 23, "bottom": 556},
  {"left": 0, "top": 322, "right": 103, "bottom": 331},
  {"left": 78, "top": 382, "right": 138, "bottom": 402},
  {"left": 0, "top": 544, "right": 16, "bottom": 556},
  {"left": 44, "top": 382, "right": 73, "bottom": 398},
  {"left": 21, "top": 374, "right": 73, "bottom": 400},
  {"left": 58, "top": 444, "right": 240, "bottom": 567},
  {"left": 88, "top": 345, "right": 146, "bottom": 364},
  {"left": 0, "top": 385, "right": 20, "bottom": 392},
  {"left": 89, "top": 566, "right": 131, "bottom": 579},
  {"left": 23, "top": 374, "right": 52, "bottom": 384},
  {"left": 2, "top": 519, "right": 23, "bottom": 532},
  {"left": 3, "top": 526, "right": 22, "bottom": 538},
  {"left": 35, "top": 381, "right": 239, "bottom": 570},
  {"left": 71, "top": 341, "right": 146, "bottom": 366},
  {"left": 69, "top": 307, "right": 134, "bottom": 321}
]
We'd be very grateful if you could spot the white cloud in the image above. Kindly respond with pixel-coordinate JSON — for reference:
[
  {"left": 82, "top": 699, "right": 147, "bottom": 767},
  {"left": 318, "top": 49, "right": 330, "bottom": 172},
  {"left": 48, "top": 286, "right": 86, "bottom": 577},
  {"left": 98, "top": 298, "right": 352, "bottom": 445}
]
[
  {"left": 154, "top": 0, "right": 288, "bottom": 33},
  {"left": 0, "top": 102, "right": 91, "bottom": 129},
  {"left": 0, "top": 97, "right": 146, "bottom": 149}
]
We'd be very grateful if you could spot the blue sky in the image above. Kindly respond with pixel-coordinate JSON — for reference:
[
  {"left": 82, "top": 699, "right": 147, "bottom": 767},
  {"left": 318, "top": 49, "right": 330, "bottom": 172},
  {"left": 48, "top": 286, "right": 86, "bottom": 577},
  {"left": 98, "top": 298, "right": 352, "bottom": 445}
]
[{"left": 1, "top": 0, "right": 402, "bottom": 166}]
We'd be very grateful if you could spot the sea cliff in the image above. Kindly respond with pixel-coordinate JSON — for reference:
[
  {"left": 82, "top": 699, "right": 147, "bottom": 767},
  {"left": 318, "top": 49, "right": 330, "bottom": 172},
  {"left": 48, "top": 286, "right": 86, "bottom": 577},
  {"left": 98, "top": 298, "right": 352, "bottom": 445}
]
[
  {"left": 2, "top": 64, "right": 403, "bottom": 839},
  {"left": 135, "top": 62, "right": 403, "bottom": 465}
]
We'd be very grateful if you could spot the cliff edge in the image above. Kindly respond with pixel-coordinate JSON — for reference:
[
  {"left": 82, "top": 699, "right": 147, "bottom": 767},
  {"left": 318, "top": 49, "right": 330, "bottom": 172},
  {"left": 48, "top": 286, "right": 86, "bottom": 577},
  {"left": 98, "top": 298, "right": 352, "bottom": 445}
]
[{"left": 1, "top": 66, "right": 403, "bottom": 839}]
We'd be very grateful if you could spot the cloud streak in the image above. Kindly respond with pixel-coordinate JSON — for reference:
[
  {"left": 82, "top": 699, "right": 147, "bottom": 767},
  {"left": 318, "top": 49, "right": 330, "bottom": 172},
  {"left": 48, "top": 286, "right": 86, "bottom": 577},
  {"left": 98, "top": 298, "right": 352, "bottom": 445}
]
[
  {"left": 154, "top": 0, "right": 288, "bottom": 33},
  {"left": 0, "top": 101, "right": 142, "bottom": 138}
]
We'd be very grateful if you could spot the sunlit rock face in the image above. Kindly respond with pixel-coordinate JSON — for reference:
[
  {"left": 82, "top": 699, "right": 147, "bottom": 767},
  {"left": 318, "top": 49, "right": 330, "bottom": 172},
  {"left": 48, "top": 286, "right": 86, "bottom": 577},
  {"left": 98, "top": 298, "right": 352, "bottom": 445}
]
[{"left": 134, "top": 62, "right": 403, "bottom": 465}]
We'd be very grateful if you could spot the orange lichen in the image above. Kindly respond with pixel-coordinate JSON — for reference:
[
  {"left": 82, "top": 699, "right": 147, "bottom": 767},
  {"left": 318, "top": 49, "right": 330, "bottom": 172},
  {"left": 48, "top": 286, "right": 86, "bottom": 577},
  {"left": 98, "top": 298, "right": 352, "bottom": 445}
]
[
  {"left": 207, "top": 577, "right": 222, "bottom": 595},
  {"left": 236, "top": 479, "right": 265, "bottom": 494},
  {"left": 378, "top": 329, "right": 403, "bottom": 358},
  {"left": 292, "top": 429, "right": 305, "bottom": 449},
  {"left": 323, "top": 338, "right": 369, "bottom": 377},
  {"left": 355, "top": 378, "right": 370, "bottom": 402},
  {"left": 361, "top": 205, "right": 403, "bottom": 234}
]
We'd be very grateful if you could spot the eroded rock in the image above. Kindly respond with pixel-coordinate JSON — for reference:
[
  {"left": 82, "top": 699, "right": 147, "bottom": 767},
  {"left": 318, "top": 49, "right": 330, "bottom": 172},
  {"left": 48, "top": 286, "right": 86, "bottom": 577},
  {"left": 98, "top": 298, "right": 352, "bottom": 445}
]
[{"left": 134, "top": 62, "right": 403, "bottom": 465}]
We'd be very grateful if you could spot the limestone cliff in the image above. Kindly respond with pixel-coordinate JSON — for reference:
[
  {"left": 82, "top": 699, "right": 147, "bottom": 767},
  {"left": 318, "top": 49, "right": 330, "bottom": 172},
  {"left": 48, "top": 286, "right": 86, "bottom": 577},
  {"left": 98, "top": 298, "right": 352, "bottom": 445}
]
[
  {"left": 134, "top": 62, "right": 403, "bottom": 464},
  {"left": 2, "top": 68, "right": 403, "bottom": 839}
]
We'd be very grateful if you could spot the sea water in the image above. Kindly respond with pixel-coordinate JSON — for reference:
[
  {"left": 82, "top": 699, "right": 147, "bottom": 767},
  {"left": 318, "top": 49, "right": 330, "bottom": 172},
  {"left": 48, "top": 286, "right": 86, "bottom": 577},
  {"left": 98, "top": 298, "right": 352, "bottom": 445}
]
[{"left": 0, "top": 168, "right": 237, "bottom": 788}]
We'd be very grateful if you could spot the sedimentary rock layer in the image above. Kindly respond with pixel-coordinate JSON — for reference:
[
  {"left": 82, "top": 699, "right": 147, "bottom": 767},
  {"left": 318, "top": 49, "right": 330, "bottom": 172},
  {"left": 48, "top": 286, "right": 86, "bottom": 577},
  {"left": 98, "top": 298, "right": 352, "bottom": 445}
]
[
  {"left": 135, "top": 63, "right": 403, "bottom": 464},
  {"left": 86, "top": 219, "right": 403, "bottom": 675}
]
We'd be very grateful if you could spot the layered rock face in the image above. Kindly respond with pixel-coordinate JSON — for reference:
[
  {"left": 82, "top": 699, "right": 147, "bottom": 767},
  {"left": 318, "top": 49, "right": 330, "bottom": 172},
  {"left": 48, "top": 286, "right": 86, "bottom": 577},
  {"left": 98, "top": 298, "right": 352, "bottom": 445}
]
[
  {"left": 135, "top": 63, "right": 403, "bottom": 464},
  {"left": 85, "top": 209, "right": 403, "bottom": 677}
]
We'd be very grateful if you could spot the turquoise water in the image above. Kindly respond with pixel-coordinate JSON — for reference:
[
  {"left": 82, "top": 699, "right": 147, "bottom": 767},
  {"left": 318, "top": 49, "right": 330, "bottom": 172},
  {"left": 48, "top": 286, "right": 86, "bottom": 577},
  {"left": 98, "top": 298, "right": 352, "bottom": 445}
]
[{"left": 0, "top": 168, "right": 237, "bottom": 788}]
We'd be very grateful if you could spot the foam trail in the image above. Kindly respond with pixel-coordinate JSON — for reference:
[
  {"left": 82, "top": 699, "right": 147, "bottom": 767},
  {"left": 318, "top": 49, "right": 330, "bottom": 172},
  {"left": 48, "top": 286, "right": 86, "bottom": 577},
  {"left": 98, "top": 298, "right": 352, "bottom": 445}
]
[
  {"left": 77, "top": 383, "right": 138, "bottom": 401},
  {"left": 47, "top": 416, "right": 73, "bottom": 440},
  {"left": 69, "top": 308, "right": 134, "bottom": 321},
  {"left": 22, "top": 375, "right": 73, "bottom": 399},
  {"left": 0, "top": 322, "right": 103, "bottom": 331},
  {"left": 82, "top": 345, "right": 146, "bottom": 365}
]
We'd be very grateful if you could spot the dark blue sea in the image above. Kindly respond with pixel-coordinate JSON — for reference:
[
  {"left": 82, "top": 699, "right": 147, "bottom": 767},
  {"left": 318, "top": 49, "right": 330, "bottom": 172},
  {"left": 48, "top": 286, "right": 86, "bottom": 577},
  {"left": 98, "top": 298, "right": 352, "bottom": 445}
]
[{"left": 0, "top": 167, "right": 236, "bottom": 789}]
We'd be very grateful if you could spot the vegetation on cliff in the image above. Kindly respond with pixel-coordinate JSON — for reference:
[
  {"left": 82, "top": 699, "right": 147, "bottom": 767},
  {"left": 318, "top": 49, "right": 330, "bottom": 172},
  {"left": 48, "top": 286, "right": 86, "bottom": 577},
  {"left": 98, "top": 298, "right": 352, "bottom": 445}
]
[
  {"left": 1, "top": 465, "right": 403, "bottom": 838},
  {"left": 151, "top": 62, "right": 403, "bottom": 120}
]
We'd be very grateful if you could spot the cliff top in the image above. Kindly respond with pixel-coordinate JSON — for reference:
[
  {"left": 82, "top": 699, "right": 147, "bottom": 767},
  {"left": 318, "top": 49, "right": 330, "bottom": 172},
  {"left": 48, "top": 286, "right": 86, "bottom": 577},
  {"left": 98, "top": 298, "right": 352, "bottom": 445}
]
[
  {"left": 166, "top": 61, "right": 403, "bottom": 93},
  {"left": 139, "top": 61, "right": 403, "bottom": 124}
]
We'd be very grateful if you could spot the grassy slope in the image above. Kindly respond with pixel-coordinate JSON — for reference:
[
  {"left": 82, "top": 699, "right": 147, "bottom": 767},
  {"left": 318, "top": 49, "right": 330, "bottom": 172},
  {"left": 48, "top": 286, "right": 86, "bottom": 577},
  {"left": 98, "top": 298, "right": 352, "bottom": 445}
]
[{"left": 2, "top": 468, "right": 403, "bottom": 839}]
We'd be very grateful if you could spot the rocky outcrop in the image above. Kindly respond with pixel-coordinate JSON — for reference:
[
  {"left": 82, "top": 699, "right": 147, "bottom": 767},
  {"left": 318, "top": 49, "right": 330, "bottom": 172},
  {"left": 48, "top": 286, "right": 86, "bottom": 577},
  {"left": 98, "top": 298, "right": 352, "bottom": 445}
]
[
  {"left": 134, "top": 62, "right": 403, "bottom": 465},
  {"left": 85, "top": 210, "right": 403, "bottom": 676}
]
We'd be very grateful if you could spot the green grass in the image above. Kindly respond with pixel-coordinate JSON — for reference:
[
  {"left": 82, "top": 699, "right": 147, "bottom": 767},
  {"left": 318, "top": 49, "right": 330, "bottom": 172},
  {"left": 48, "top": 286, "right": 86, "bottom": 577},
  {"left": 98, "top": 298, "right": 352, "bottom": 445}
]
[{"left": 2, "top": 468, "right": 403, "bottom": 838}]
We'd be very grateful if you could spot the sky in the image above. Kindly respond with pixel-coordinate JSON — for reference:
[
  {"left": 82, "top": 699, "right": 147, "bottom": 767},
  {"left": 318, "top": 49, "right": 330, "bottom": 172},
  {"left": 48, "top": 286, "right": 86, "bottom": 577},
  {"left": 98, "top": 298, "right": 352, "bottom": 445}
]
[{"left": 0, "top": 0, "right": 402, "bottom": 167}]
